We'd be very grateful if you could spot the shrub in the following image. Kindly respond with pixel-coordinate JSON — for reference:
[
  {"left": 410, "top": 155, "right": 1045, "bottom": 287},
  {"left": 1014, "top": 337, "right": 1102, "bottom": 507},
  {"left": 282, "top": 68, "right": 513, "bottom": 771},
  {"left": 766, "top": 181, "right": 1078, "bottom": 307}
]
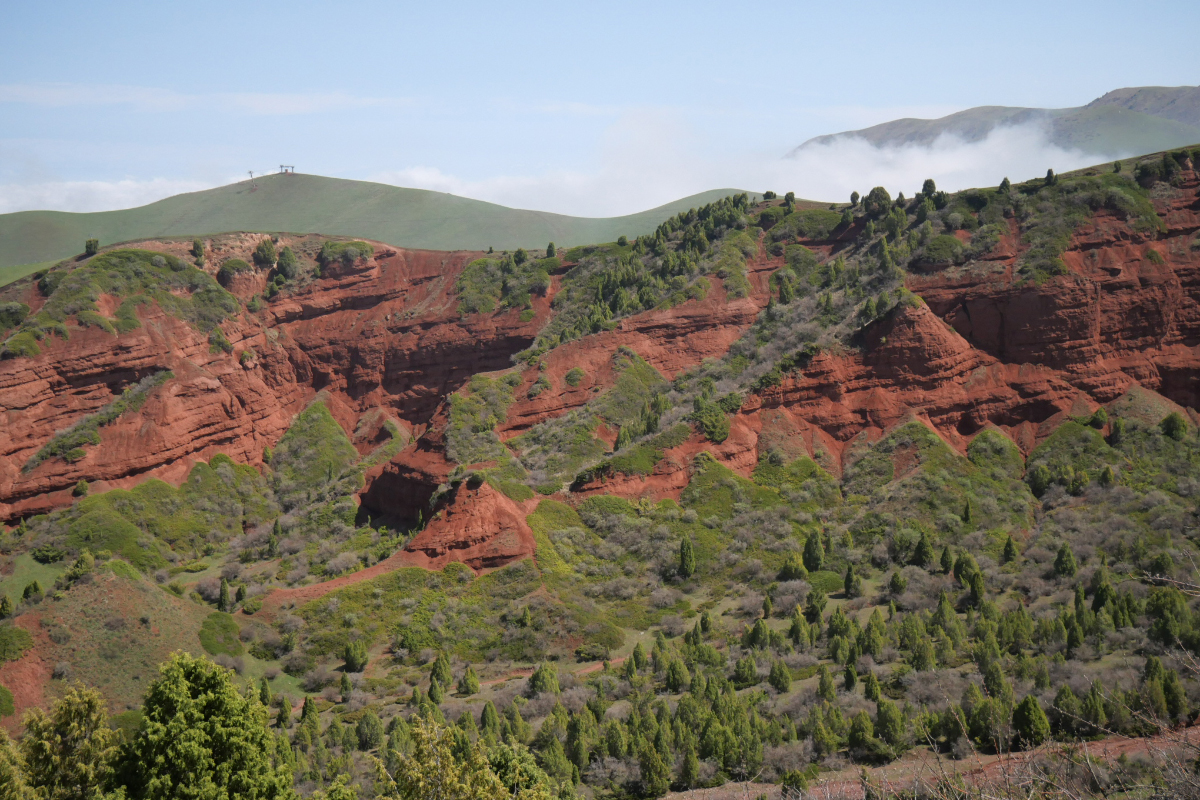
[
  {"left": 564, "top": 367, "right": 585, "bottom": 387},
  {"left": 252, "top": 238, "right": 277, "bottom": 267},
  {"left": 216, "top": 259, "right": 251, "bottom": 287},
  {"left": 85, "top": 238, "right": 99, "bottom": 256},
  {"left": 922, "top": 235, "right": 963, "bottom": 265},
  {"left": 344, "top": 640, "right": 368, "bottom": 672},
  {"left": 0, "top": 625, "right": 34, "bottom": 661},
  {"left": 0, "top": 303, "right": 29, "bottom": 332},
  {"left": 276, "top": 247, "right": 299, "bottom": 279},
  {"left": 72, "top": 480, "right": 89, "bottom": 497},
  {"left": 1161, "top": 412, "right": 1187, "bottom": 441}
]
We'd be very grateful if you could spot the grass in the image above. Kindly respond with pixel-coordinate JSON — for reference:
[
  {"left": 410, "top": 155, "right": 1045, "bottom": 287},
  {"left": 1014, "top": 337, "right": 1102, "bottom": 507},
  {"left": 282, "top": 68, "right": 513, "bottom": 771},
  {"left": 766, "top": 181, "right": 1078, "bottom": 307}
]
[
  {"left": 0, "top": 260, "right": 56, "bottom": 289},
  {"left": 0, "top": 554, "right": 67, "bottom": 608},
  {"left": 270, "top": 401, "right": 361, "bottom": 512},
  {"left": 0, "top": 173, "right": 750, "bottom": 269}
]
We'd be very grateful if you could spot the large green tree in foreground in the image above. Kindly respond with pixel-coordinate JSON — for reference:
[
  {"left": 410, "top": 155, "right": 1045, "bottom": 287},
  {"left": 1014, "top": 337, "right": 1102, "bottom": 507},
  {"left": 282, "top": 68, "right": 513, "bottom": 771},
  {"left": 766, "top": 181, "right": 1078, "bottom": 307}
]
[{"left": 119, "top": 651, "right": 295, "bottom": 800}]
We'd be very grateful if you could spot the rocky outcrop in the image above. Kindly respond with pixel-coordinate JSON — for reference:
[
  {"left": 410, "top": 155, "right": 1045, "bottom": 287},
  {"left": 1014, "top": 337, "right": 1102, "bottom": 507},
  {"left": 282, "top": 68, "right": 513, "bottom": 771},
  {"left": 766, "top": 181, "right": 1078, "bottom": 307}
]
[{"left": 3, "top": 171, "right": 1200, "bottom": 574}]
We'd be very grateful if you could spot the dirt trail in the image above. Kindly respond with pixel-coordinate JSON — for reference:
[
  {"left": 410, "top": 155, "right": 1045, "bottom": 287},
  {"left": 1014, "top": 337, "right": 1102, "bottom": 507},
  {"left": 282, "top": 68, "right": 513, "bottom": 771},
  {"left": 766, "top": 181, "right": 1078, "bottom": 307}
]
[
  {"left": 665, "top": 727, "right": 1200, "bottom": 800},
  {"left": 253, "top": 549, "right": 421, "bottom": 619}
]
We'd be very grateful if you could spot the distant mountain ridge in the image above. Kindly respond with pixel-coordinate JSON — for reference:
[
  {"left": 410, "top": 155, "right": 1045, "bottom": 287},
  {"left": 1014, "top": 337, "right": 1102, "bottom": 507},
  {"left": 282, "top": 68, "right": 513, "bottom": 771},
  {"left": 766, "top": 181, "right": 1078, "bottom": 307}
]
[
  {"left": 0, "top": 174, "right": 750, "bottom": 271},
  {"left": 791, "top": 85, "right": 1200, "bottom": 156}
]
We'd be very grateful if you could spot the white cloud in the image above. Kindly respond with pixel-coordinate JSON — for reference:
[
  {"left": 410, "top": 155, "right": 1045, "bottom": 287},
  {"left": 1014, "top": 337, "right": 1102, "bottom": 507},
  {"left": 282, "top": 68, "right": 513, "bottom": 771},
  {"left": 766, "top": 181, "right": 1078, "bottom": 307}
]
[
  {"left": 371, "top": 114, "right": 1112, "bottom": 217},
  {"left": 0, "top": 83, "right": 409, "bottom": 115},
  {"left": 0, "top": 112, "right": 1121, "bottom": 218},
  {"left": 0, "top": 177, "right": 224, "bottom": 214}
]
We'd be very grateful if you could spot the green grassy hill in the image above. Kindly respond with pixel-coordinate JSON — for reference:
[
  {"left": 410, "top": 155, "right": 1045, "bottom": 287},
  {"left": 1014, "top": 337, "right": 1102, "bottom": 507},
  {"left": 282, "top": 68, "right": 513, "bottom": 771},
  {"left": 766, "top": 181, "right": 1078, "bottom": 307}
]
[
  {"left": 0, "top": 174, "right": 751, "bottom": 270},
  {"left": 791, "top": 85, "right": 1200, "bottom": 157}
]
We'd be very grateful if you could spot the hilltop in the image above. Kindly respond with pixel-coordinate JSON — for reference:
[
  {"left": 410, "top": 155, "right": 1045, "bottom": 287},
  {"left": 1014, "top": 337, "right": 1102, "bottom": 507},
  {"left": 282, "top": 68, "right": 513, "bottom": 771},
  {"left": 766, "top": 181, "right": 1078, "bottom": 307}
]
[
  {"left": 792, "top": 84, "right": 1200, "bottom": 156},
  {"left": 0, "top": 173, "right": 753, "bottom": 273},
  {"left": 3, "top": 146, "right": 1200, "bottom": 798}
]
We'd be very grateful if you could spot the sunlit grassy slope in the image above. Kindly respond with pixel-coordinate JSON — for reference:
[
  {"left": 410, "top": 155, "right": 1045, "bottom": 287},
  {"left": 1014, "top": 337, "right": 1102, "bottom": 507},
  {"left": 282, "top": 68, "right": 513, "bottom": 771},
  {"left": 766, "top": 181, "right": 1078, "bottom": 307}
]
[{"left": 0, "top": 174, "right": 753, "bottom": 268}]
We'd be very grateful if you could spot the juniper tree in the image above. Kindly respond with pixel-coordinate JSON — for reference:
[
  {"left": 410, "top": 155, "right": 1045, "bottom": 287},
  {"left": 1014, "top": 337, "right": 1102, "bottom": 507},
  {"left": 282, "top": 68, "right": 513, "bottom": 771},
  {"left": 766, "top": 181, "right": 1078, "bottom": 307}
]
[
  {"left": 768, "top": 659, "right": 791, "bottom": 693},
  {"left": 803, "top": 532, "right": 825, "bottom": 572},
  {"left": 1054, "top": 543, "right": 1078, "bottom": 578},
  {"left": 678, "top": 535, "right": 696, "bottom": 578},
  {"left": 458, "top": 665, "right": 481, "bottom": 696},
  {"left": 120, "top": 652, "right": 295, "bottom": 800}
]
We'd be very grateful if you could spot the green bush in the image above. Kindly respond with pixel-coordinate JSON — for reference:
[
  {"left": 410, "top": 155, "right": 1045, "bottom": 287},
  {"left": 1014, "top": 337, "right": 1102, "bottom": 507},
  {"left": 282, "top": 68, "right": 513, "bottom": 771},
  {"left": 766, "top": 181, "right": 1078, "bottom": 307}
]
[
  {"left": 252, "top": 238, "right": 277, "bottom": 267},
  {"left": 564, "top": 367, "right": 585, "bottom": 387},
  {"left": 0, "top": 302, "right": 29, "bottom": 332},
  {"left": 216, "top": 259, "right": 251, "bottom": 286},
  {"left": 922, "top": 235, "right": 964, "bottom": 265},
  {"left": 0, "top": 625, "right": 33, "bottom": 662},
  {"left": 198, "top": 612, "right": 242, "bottom": 656}
]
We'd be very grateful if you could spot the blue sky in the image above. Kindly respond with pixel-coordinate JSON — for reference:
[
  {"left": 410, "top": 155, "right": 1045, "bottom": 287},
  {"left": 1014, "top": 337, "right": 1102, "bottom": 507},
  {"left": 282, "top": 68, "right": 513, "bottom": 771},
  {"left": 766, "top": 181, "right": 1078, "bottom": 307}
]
[{"left": 1, "top": 0, "right": 1197, "bottom": 215}]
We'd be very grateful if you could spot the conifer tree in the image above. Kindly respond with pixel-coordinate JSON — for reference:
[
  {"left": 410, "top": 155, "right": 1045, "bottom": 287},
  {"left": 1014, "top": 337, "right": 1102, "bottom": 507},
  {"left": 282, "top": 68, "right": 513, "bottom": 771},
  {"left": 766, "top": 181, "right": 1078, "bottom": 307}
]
[
  {"left": 431, "top": 651, "right": 453, "bottom": 686},
  {"left": 940, "top": 546, "right": 954, "bottom": 574},
  {"left": 1011, "top": 695, "right": 1050, "bottom": 749},
  {"left": 678, "top": 536, "right": 696, "bottom": 578},
  {"left": 768, "top": 660, "right": 791, "bottom": 693},
  {"left": 803, "top": 531, "right": 825, "bottom": 572},
  {"left": 121, "top": 652, "right": 295, "bottom": 799},
  {"left": 817, "top": 665, "right": 836, "bottom": 702},
  {"left": 20, "top": 684, "right": 120, "bottom": 800},
  {"left": 458, "top": 665, "right": 481, "bottom": 696},
  {"left": 1002, "top": 535, "right": 1018, "bottom": 564},
  {"left": 1054, "top": 543, "right": 1078, "bottom": 578},
  {"left": 218, "top": 578, "right": 230, "bottom": 612}
]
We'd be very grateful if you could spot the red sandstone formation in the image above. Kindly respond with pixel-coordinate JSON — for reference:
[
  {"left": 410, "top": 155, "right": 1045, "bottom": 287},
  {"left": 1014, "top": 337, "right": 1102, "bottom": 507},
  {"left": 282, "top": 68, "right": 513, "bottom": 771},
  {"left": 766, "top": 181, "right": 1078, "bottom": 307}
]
[{"left": 1, "top": 169, "right": 1199, "bottom": 573}]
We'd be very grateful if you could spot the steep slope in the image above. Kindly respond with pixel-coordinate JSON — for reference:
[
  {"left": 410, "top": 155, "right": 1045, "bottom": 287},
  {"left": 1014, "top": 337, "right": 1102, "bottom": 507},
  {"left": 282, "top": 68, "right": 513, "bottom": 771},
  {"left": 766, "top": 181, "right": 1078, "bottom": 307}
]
[
  {"left": 0, "top": 173, "right": 749, "bottom": 271},
  {"left": 5, "top": 151, "right": 1200, "bottom": 796},
  {"left": 791, "top": 85, "right": 1200, "bottom": 157}
]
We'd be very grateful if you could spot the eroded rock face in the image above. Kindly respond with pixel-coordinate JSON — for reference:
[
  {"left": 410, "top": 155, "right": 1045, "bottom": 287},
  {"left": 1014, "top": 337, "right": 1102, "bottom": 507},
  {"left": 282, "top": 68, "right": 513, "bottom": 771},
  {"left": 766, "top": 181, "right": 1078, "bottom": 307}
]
[{"left": 3, "top": 171, "right": 1200, "bottom": 573}]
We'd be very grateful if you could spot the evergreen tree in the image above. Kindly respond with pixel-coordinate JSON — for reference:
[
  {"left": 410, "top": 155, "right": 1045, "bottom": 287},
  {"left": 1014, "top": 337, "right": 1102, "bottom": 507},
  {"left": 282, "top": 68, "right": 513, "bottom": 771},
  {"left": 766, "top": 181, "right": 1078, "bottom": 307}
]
[
  {"left": 678, "top": 536, "right": 696, "bottom": 578},
  {"left": 275, "top": 701, "right": 291, "bottom": 729},
  {"left": 912, "top": 531, "right": 935, "bottom": 567},
  {"left": 259, "top": 676, "right": 273, "bottom": 708},
  {"left": 863, "top": 672, "right": 881, "bottom": 703},
  {"left": 805, "top": 585, "right": 828, "bottom": 623},
  {"left": 844, "top": 564, "right": 862, "bottom": 598},
  {"left": 875, "top": 699, "right": 905, "bottom": 748},
  {"left": 1161, "top": 412, "right": 1188, "bottom": 441},
  {"left": 638, "top": 743, "right": 670, "bottom": 798},
  {"left": 458, "top": 665, "right": 481, "bottom": 696},
  {"left": 843, "top": 664, "right": 858, "bottom": 692},
  {"left": 343, "top": 640, "right": 368, "bottom": 672},
  {"left": 679, "top": 745, "right": 700, "bottom": 790},
  {"left": 20, "top": 684, "right": 120, "bottom": 800},
  {"left": 1002, "top": 535, "right": 1018, "bottom": 564},
  {"left": 0, "top": 596, "right": 11, "bottom": 619},
  {"left": 357, "top": 710, "right": 385, "bottom": 751},
  {"left": 431, "top": 651, "right": 453, "bottom": 686},
  {"left": 218, "top": 578, "right": 230, "bottom": 612},
  {"left": 631, "top": 642, "right": 648, "bottom": 671},
  {"left": 803, "top": 531, "right": 825, "bottom": 572},
  {"left": 768, "top": 660, "right": 791, "bottom": 693},
  {"left": 546, "top": 242, "right": 556, "bottom": 257},
  {"left": 480, "top": 702, "right": 501, "bottom": 740},
  {"left": 778, "top": 553, "right": 808, "bottom": 581},
  {"left": 529, "top": 663, "right": 560, "bottom": 696},
  {"left": 817, "top": 665, "right": 836, "bottom": 702},
  {"left": 121, "top": 652, "right": 295, "bottom": 800},
  {"left": 665, "top": 659, "right": 690, "bottom": 693},
  {"left": 848, "top": 710, "right": 875, "bottom": 750},
  {"left": 940, "top": 546, "right": 954, "bottom": 574},
  {"left": 340, "top": 672, "right": 352, "bottom": 702},
  {"left": 428, "top": 679, "right": 444, "bottom": 705},
  {"left": 1054, "top": 543, "right": 1078, "bottom": 578}
]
